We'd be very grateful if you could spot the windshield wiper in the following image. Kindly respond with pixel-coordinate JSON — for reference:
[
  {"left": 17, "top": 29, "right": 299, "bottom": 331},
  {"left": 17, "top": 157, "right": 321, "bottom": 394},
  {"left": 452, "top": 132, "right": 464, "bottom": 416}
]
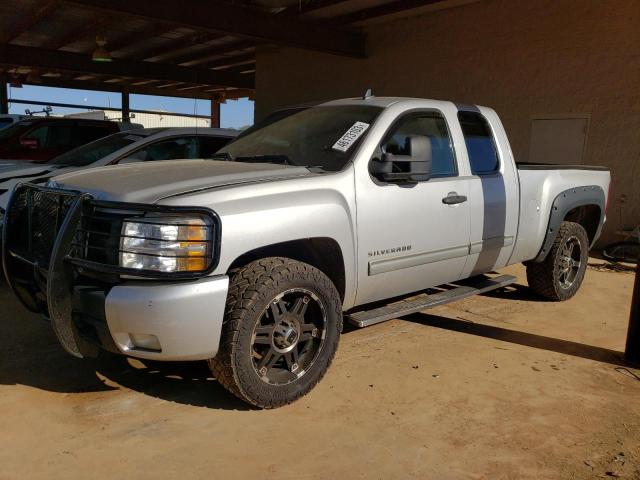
[
  {"left": 209, "top": 153, "right": 323, "bottom": 170},
  {"left": 210, "top": 152, "right": 234, "bottom": 161},
  {"left": 210, "top": 152, "right": 290, "bottom": 164},
  {"left": 235, "top": 154, "right": 293, "bottom": 166}
]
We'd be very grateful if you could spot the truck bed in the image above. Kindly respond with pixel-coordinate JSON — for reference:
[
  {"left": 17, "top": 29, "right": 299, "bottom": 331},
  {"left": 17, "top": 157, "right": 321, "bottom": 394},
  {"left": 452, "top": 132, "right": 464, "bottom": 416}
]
[{"left": 510, "top": 164, "right": 611, "bottom": 264}]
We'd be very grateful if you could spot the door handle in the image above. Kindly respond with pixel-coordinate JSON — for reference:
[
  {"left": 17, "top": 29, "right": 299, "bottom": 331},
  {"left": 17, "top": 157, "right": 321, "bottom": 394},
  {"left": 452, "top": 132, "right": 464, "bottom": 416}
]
[{"left": 442, "top": 193, "right": 468, "bottom": 205}]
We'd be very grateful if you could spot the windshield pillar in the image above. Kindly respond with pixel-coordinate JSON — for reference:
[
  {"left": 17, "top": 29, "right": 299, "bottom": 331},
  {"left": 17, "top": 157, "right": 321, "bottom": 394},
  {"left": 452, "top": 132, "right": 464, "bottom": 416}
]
[
  {"left": 121, "top": 89, "right": 130, "bottom": 124},
  {"left": 0, "top": 75, "right": 8, "bottom": 115},
  {"left": 210, "top": 100, "right": 221, "bottom": 128}
]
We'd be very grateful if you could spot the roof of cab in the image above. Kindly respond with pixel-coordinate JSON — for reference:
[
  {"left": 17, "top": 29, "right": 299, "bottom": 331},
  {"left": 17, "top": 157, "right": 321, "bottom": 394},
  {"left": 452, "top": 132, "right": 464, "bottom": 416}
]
[
  {"left": 318, "top": 96, "right": 469, "bottom": 108},
  {"left": 317, "top": 96, "right": 492, "bottom": 113}
]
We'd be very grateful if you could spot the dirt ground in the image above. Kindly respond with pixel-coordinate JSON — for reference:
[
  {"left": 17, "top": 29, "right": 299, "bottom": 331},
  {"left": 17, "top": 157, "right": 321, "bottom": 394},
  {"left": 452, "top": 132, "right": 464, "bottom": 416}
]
[{"left": 1, "top": 261, "right": 639, "bottom": 480}]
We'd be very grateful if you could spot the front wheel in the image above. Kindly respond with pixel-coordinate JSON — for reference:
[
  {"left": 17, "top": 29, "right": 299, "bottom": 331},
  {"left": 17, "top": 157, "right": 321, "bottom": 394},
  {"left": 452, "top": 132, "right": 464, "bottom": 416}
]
[
  {"left": 526, "top": 221, "right": 589, "bottom": 301},
  {"left": 209, "top": 257, "right": 342, "bottom": 408}
]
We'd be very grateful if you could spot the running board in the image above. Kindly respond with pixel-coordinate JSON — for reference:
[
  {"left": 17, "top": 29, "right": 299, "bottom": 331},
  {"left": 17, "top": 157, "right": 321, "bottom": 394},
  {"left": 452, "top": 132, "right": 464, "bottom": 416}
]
[{"left": 346, "top": 274, "right": 517, "bottom": 328}]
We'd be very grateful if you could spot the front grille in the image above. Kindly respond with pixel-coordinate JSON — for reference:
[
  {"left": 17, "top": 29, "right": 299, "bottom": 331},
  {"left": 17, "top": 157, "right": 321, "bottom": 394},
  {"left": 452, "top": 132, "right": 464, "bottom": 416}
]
[
  {"left": 5, "top": 185, "right": 76, "bottom": 268},
  {"left": 5, "top": 184, "right": 221, "bottom": 289},
  {"left": 74, "top": 208, "right": 130, "bottom": 267},
  {"left": 5, "top": 185, "right": 138, "bottom": 272}
]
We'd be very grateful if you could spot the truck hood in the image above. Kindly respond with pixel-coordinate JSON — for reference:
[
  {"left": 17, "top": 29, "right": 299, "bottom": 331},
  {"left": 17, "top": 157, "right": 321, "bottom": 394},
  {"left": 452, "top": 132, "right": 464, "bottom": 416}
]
[{"left": 51, "top": 159, "right": 313, "bottom": 203}]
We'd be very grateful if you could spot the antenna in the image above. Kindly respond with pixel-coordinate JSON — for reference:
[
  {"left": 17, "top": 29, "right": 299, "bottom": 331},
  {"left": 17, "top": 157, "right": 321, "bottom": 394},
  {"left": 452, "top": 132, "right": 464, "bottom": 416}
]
[{"left": 363, "top": 88, "right": 373, "bottom": 100}]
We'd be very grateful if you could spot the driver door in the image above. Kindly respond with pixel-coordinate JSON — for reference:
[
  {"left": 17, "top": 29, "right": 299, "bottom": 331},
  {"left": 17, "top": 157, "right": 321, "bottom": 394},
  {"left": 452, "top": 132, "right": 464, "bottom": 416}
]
[{"left": 354, "top": 110, "right": 471, "bottom": 306}]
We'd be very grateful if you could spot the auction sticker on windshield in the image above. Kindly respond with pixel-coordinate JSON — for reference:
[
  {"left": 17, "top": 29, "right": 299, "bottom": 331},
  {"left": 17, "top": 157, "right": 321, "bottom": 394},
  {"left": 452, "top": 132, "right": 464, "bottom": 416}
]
[{"left": 332, "top": 122, "right": 370, "bottom": 152}]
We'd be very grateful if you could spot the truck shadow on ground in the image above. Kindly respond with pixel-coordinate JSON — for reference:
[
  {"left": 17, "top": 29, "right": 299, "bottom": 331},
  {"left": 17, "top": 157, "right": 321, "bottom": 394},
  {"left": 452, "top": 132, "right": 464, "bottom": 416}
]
[
  {"left": 1, "top": 282, "right": 630, "bottom": 411},
  {"left": 401, "top": 310, "right": 628, "bottom": 367},
  {"left": 96, "top": 355, "right": 253, "bottom": 411},
  {"left": 0, "top": 328, "right": 252, "bottom": 411},
  {"left": 479, "top": 282, "right": 544, "bottom": 302},
  {"left": 0, "top": 288, "right": 251, "bottom": 410}
]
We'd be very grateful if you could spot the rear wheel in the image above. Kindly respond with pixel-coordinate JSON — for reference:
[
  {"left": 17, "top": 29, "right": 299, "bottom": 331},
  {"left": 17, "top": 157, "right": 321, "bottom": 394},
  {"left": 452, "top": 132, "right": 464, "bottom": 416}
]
[
  {"left": 209, "top": 257, "right": 342, "bottom": 408},
  {"left": 526, "top": 221, "right": 589, "bottom": 301}
]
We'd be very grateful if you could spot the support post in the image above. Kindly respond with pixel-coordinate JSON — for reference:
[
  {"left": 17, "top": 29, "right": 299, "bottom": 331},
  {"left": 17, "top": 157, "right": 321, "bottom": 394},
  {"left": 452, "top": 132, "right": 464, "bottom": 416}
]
[
  {"left": 121, "top": 89, "right": 130, "bottom": 123},
  {"left": 0, "top": 75, "right": 8, "bottom": 115},
  {"left": 210, "top": 100, "right": 221, "bottom": 128},
  {"left": 625, "top": 259, "right": 640, "bottom": 365}
]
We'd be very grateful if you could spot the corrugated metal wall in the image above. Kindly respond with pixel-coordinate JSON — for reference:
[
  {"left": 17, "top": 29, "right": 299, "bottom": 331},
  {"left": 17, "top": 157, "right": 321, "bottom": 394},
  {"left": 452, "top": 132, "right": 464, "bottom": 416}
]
[{"left": 100, "top": 110, "right": 210, "bottom": 128}]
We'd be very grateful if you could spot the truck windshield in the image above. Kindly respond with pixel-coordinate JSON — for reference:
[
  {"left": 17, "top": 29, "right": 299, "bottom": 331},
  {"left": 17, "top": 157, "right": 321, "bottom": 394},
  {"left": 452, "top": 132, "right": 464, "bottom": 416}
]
[
  {"left": 49, "top": 132, "right": 142, "bottom": 166},
  {"left": 216, "top": 105, "right": 382, "bottom": 171}
]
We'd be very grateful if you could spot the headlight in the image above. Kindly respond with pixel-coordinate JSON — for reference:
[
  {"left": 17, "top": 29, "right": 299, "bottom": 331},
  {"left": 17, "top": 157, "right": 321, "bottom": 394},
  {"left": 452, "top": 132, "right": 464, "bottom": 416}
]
[{"left": 120, "top": 214, "right": 213, "bottom": 273}]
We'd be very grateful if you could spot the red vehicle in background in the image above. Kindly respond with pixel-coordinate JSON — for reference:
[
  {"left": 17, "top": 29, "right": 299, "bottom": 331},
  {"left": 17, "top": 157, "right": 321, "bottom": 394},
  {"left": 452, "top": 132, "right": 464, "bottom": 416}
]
[{"left": 0, "top": 117, "right": 126, "bottom": 162}]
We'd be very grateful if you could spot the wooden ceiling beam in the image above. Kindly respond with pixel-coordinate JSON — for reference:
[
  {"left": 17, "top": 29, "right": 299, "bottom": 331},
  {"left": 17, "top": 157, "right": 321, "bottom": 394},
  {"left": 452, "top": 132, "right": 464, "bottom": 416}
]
[
  {"left": 49, "top": 15, "right": 106, "bottom": 50},
  {"left": 20, "top": 75, "right": 248, "bottom": 100},
  {"left": 176, "top": 41, "right": 255, "bottom": 67},
  {"left": 68, "top": 0, "right": 365, "bottom": 57},
  {"left": 107, "top": 24, "right": 173, "bottom": 53},
  {"left": 0, "top": 44, "right": 254, "bottom": 89},
  {"left": 133, "top": 32, "right": 223, "bottom": 62},
  {"left": 200, "top": 53, "right": 255, "bottom": 70},
  {"left": 282, "top": 0, "right": 353, "bottom": 16},
  {"left": 332, "top": 0, "right": 448, "bottom": 25},
  {"left": 0, "top": 1, "right": 60, "bottom": 43}
]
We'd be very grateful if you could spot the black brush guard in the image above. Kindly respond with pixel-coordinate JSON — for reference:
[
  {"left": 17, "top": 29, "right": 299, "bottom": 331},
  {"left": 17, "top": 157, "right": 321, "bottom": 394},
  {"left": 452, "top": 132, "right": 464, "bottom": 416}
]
[{"left": 2, "top": 183, "right": 220, "bottom": 358}]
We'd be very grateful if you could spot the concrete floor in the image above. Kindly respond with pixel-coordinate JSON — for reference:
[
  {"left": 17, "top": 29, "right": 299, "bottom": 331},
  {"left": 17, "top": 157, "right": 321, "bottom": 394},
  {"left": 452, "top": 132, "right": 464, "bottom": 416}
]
[{"left": 1, "top": 262, "right": 639, "bottom": 480}]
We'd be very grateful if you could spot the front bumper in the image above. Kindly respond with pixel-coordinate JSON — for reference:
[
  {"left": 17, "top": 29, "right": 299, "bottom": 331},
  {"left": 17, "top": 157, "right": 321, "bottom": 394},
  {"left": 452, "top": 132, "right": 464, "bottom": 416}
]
[
  {"left": 105, "top": 275, "right": 229, "bottom": 360},
  {"left": 3, "top": 183, "right": 226, "bottom": 361}
]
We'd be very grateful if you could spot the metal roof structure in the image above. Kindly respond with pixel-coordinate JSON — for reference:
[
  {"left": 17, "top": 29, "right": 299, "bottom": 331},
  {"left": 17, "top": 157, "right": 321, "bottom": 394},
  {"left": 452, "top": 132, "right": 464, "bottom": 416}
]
[{"left": 0, "top": 0, "right": 466, "bottom": 101}]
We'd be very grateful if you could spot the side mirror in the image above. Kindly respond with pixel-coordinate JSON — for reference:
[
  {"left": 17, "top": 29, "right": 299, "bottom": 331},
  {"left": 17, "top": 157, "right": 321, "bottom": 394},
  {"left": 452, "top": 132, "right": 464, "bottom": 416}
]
[
  {"left": 19, "top": 138, "right": 40, "bottom": 149},
  {"left": 370, "top": 135, "right": 432, "bottom": 183}
]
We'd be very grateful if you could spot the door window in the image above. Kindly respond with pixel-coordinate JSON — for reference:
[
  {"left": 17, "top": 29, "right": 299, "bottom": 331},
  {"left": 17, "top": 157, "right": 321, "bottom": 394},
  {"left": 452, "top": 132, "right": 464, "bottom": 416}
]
[
  {"left": 381, "top": 112, "right": 457, "bottom": 178},
  {"left": 126, "top": 137, "right": 200, "bottom": 162},
  {"left": 457, "top": 111, "right": 499, "bottom": 175},
  {"left": 23, "top": 124, "right": 73, "bottom": 149}
]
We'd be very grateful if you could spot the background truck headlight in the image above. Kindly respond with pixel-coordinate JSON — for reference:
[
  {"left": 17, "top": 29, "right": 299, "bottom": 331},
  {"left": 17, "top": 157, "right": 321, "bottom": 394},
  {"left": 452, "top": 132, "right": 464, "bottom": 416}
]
[{"left": 120, "top": 215, "right": 213, "bottom": 273}]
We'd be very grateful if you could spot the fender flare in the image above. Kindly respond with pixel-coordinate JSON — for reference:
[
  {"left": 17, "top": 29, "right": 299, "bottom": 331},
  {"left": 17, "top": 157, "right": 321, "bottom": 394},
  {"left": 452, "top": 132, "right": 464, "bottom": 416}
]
[{"left": 533, "top": 185, "right": 605, "bottom": 263}]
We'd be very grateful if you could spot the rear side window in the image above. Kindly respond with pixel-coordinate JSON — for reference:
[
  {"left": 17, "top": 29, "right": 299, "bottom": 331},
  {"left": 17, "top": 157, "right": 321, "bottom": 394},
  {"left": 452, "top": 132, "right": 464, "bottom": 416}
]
[
  {"left": 458, "top": 111, "right": 499, "bottom": 175},
  {"left": 24, "top": 124, "right": 73, "bottom": 148}
]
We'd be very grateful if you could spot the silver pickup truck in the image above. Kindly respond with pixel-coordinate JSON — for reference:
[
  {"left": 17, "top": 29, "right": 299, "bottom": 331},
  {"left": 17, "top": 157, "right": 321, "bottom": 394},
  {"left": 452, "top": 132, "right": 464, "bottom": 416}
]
[{"left": 3, "top": 96, "right": 610, "bottom": 408}]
